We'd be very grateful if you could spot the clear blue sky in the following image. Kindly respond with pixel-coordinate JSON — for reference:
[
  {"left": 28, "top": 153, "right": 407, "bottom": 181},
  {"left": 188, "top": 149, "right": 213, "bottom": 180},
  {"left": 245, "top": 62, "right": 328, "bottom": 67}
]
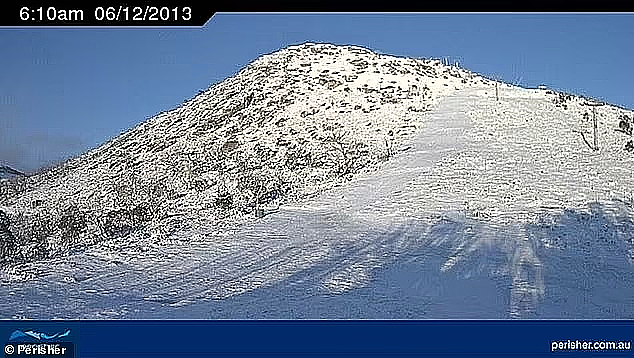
[{"left": 1, "top": 13, "right": 633, "bottom": 172}]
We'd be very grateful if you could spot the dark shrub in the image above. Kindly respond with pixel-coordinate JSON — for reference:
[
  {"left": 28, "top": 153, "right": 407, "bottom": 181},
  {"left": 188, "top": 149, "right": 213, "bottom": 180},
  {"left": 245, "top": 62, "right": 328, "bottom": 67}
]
[
  {"left": 0, "top": 210, "right": 15, "bottom": 263},
  {"left": 214, "top": 191, "right": 233, "bottom": 211},
  {"left": 618, "top": 115, "right": 632, "bottom": 136},
  {"left": 99, "top": 208, "right": 135, "bottom": 238},
  {"left": 57, "top": 204, "right": 87, "bottom": 248}
]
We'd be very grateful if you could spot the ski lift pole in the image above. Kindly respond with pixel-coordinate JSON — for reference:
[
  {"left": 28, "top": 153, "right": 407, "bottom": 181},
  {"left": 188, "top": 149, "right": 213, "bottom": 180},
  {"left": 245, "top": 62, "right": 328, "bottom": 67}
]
[
  {"left": 593, "top": 107, "right": 597, "bottom": 151},
  {"left": 585, "top": 101, "right": 604, "bottom": 151}
]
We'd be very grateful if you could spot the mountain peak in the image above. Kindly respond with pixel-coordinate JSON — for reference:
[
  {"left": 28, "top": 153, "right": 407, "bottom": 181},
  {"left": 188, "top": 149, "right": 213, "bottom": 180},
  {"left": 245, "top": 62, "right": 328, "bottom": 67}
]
[{"left": 1, "top": 42, "right": 481, "bottom": 263}]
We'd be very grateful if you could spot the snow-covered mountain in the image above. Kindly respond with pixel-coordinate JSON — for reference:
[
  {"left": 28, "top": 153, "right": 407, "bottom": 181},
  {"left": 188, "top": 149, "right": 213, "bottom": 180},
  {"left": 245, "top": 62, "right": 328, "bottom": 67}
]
[
  {"left": 1, "top": 43, "right": 633, "bottom": 319},
  {"left": 0, "top": 165, "right": 24, "bottom": 180},
  {"left": 0, "top": 43, "right": 481, "bottom": 261}
]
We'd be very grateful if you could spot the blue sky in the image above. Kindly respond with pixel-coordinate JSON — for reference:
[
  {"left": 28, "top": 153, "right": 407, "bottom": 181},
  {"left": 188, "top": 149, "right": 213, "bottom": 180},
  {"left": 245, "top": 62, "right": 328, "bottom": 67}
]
[{"left": 1, "top": 13, "right": 633, "bottom": 172}]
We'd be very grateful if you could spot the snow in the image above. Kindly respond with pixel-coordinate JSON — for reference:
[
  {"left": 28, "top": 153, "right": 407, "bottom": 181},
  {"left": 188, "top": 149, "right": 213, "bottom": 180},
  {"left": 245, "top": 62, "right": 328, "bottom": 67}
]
[
  {"left": 0, "top": 43, "right": 633, "bottom": 319},
  {"left": 0, "top": 165, "right": 24, "bottom": 180}
]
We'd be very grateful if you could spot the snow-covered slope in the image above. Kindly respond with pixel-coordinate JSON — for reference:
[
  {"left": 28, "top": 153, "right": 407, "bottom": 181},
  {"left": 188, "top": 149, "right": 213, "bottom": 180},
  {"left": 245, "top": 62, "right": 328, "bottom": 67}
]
[
  {"left": 0, "top": 43, "right": 481, "bottom": 264},
  {"left": 1, "top": 43, "right": 633, "bottom": 319}
]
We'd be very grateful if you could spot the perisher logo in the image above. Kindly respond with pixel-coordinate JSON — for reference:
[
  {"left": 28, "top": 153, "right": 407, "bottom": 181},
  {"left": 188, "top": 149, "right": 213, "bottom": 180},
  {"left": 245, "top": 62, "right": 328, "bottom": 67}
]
[
  {"left": 5, "top": 330, "right": 73, "bottom": 357},
  {"left": 8, "top": 330, "right": 70, "bottom": 342}
]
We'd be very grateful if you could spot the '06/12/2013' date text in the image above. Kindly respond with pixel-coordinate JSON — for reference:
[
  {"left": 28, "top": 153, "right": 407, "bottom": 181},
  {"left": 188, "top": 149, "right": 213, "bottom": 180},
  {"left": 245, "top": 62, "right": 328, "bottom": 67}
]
[{"left": 19, "top": 6, "right": 193, "bottom": 23}]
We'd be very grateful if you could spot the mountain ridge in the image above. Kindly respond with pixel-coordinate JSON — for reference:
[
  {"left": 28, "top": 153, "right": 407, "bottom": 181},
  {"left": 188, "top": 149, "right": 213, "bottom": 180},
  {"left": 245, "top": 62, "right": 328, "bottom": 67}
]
[{"left": 0, "top": 165, "right": 25, "bottom": 180}]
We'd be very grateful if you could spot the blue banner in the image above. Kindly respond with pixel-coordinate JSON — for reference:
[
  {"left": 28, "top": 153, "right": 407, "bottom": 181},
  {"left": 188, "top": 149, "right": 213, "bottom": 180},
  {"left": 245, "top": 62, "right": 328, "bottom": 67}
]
[{"left": 2, "top": 320, "right": 633, "bottom": 357}]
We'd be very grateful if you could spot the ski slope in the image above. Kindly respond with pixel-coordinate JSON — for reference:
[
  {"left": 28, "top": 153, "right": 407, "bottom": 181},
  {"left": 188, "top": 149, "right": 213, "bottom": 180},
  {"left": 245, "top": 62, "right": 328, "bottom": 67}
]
[{"left": 1, "top": 84, "right": 632, "bottom": 319}]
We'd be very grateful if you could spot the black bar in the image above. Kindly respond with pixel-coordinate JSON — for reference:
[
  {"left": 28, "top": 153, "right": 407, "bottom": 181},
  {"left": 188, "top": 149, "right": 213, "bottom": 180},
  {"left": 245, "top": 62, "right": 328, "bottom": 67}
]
[{"left": 2, "top": 2, "right": 634, "bottom": 27}]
